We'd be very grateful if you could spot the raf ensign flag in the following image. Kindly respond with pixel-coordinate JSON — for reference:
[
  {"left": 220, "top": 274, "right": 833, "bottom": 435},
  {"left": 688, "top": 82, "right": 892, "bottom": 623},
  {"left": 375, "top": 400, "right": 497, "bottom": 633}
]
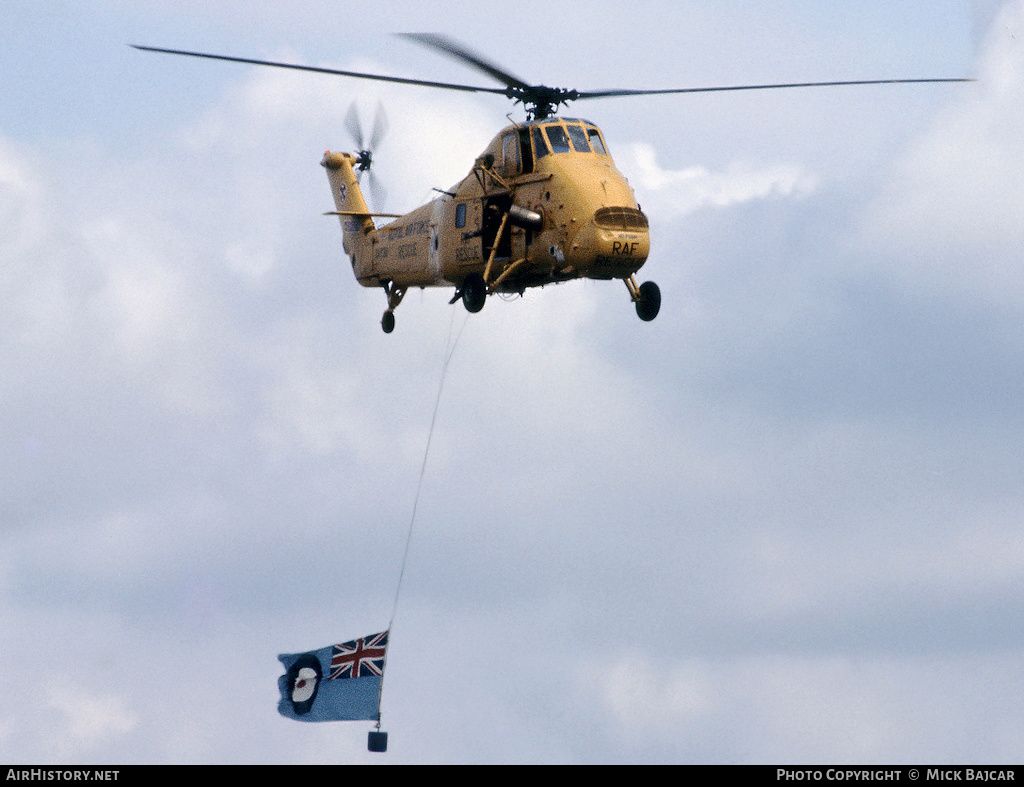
[{"left": 277, "top": 631, "right": 388, "bottom": 722}]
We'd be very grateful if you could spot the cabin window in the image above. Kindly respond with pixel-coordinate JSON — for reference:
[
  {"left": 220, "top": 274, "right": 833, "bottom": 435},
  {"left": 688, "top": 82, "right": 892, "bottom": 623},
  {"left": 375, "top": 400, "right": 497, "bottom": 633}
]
[
  {"left": 543, "top": 124, "right": 571, "bottom": 153},
  {"left": 532, "top": 126, "right": 550, "bottom": 159},
  {"left": 456, "top": 203, "right": 467, "bottom": 228},
  {"left": 566, "top": 123, "right": 591, "bottom": 153},
  {"left": 587, "top": 126, "right": 609, "bottom": 156}
]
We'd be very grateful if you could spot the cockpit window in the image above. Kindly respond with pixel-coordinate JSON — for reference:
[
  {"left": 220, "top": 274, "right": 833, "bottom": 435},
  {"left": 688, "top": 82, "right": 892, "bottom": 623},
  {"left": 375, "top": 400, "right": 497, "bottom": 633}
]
[
  {"left": 587, "top": 126, "right": 608, "bottom": 156},
  {"left": 518, "top": 128, "right": 534, "bottom": 172},
  {"left": 532, "top": 126, "right": 550, "bottom": 159},
  {"left": 543, "top": 124, "right": 571, "bottom": 153},
  {"left": 565, "top": 123, "right": 591, "bottom": 153},
  {"left": 501, "top": 132, "right": 521, "bottom": 175}
]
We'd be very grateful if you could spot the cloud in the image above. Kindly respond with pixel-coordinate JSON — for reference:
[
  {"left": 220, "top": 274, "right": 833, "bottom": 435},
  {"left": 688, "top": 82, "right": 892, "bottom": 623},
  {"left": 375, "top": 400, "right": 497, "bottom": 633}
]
[
  {"left": 859, "top": 0, "right": 1024, "bottom": 303},
  {"left": 0, "top": 139, "right": 44, "bottom": 258},
  {"left": 622, "top": 142, "right": 818, "bottom": 220},
  {"left": 3, "top": 2, "right": 1024, "bottom": 764},
  {"left": 45, "top": 679, "right": 139, "bottom": 757}
]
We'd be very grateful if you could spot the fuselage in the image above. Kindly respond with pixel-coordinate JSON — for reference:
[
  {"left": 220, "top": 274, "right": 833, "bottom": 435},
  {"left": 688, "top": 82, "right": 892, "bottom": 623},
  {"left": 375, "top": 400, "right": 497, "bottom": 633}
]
[{"left": 323, "top": 117, "right": 650, "bottom": 294}]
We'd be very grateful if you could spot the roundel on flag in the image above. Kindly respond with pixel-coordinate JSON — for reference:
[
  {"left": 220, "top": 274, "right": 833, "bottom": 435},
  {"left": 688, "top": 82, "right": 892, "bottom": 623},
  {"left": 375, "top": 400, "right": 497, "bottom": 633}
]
[{"left": 285, "top": 653, "right": 323, "bottom": 715}]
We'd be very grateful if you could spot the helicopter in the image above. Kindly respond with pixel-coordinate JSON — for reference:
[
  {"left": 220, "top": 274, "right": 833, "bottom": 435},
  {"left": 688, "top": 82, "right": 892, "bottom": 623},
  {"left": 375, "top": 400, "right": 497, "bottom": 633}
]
[{"left": 134, "top": 35, "right": 972, "bottom": 333}]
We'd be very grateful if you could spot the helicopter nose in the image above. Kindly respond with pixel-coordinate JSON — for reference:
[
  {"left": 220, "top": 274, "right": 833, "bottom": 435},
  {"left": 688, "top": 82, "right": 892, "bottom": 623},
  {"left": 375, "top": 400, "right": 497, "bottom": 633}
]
[{"left": 571, "top": 207, "right": 650, "bottom": 277}]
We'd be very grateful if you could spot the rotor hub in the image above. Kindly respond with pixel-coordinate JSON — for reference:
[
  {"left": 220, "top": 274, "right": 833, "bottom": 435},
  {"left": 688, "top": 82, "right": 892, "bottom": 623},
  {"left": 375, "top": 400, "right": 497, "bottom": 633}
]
[{"left": 505, "top": 85, "right": 581, "bottom": 121}]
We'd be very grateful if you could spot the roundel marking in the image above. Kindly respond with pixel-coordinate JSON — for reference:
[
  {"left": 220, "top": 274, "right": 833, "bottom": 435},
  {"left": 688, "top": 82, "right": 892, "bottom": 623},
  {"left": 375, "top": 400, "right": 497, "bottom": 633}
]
[{"left": 285, "top": 653, "right": 323, "bottom": 715}]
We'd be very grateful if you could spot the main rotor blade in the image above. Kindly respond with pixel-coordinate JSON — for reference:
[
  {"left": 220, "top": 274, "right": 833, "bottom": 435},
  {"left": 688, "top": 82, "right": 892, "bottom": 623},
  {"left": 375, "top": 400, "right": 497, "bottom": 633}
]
[
  {"left": 575, "top": 77, "right": 975, "bottom": 100},
  {"left": 398, "top": 33, "right": 532, "bottom": 91},
  {"left": 133, "top": 42, "right": 974, "bottom": 120},
  {"left": 131, "top": 45, "right": 510, "bottom": 96}
]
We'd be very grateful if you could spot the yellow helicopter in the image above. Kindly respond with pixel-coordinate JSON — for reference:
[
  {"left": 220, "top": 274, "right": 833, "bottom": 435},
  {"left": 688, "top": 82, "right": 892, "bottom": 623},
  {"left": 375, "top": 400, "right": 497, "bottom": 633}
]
[{"left": 134, "top": 35, "right": 971, "bottom": 333}]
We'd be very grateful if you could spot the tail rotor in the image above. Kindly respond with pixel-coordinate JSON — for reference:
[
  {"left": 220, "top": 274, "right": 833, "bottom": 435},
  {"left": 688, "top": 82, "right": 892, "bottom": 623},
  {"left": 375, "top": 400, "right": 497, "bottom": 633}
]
[{"left": 345, "top": 101, "right": 388, "bottom": 211}]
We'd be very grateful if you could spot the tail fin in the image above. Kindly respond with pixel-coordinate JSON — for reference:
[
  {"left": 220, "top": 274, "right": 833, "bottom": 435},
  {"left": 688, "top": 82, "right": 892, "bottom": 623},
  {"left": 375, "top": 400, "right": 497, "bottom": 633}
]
[{"left": 321, "top": 151, "right": 375, "bottom": 262}]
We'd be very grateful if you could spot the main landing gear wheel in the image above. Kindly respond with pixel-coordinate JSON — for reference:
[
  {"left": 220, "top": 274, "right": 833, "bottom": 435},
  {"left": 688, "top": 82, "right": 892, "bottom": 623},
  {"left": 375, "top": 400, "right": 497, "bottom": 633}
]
[
  {"left": 635, "top": 280, "right": 661, "bottom": 322},
  {"left": 380, "top": 281, "right": 405, "bottom": 333},
  {"left": 461, "top": 272, "right": 487, "bottom": 314}
]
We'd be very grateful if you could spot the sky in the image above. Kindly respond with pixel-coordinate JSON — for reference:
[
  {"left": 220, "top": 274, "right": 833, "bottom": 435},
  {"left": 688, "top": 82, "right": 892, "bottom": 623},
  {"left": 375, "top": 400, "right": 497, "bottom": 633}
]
[{"left": 2, "top": 0, "right": 1022, "bottom": 765}]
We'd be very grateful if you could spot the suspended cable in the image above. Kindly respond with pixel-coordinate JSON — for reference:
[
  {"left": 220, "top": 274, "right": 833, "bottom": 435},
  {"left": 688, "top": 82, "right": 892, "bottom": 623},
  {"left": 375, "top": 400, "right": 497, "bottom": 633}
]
[{"left": 376, "top": 308, "right": 468, "bottom": 721}]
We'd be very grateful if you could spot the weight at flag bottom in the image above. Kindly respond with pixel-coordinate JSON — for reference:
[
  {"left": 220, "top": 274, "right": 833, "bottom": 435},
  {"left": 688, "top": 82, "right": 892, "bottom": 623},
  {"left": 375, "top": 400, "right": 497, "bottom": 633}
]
[{"left": 278, "top": 631, "right": 387, "bottom": 722}]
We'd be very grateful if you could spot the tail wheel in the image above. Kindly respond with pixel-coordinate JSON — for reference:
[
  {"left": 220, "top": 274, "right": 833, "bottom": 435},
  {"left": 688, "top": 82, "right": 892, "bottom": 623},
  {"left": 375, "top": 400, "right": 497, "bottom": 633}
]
[
  {"left": 381, "top": 310, "right": 396, "bottom": 333},
  {"left": 461, "top": 272, "right": 487, "bottom": 313},
  {"left": 635, "top": 281, "right": 661, "bottom": 321}
]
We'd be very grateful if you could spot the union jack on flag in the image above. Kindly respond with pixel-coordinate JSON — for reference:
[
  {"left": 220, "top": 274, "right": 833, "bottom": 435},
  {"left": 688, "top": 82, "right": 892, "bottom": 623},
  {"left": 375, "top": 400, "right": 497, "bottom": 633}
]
[{"left": 328, "top": 631, "right": 388, "bottom": 680}]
